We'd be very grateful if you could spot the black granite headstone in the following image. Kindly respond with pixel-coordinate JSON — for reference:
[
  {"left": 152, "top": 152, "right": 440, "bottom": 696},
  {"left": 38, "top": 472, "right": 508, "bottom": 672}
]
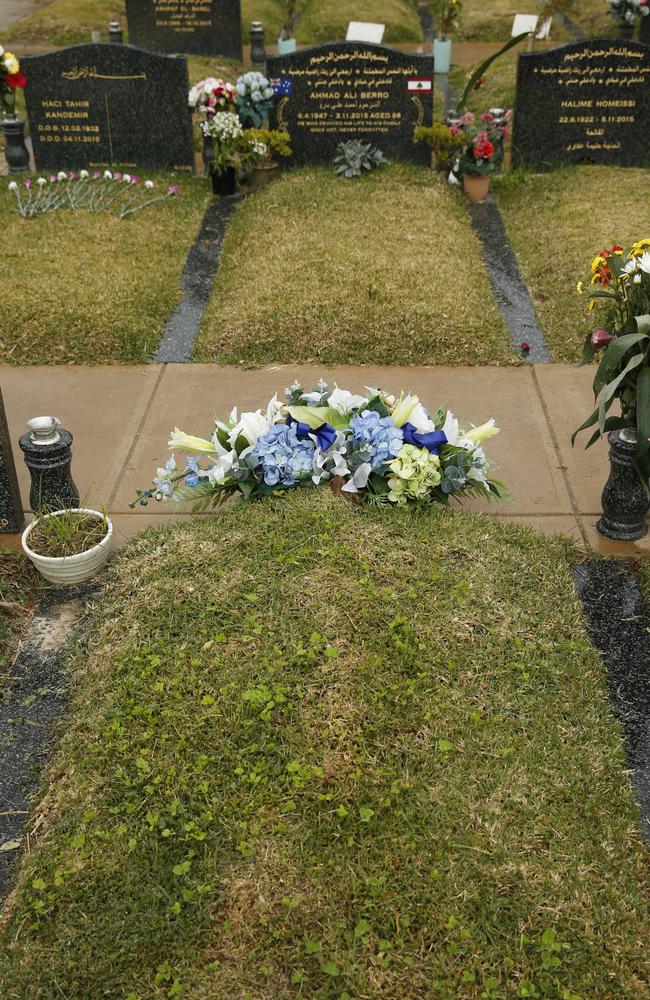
[
  {"left": 23, "top": 44, "right": 195, "bottom": 173},
  {"left": 125, "top": 0, "right": 242, "bottom": 61},
  {"left": 512, "top": 38, "right": 650, "bottom": 169},
  {"left": 267, "top": 42, "right": 434, "bottom": 166},
  {"left": 0, "top": 391, "right": 24, "bottom": 534}
]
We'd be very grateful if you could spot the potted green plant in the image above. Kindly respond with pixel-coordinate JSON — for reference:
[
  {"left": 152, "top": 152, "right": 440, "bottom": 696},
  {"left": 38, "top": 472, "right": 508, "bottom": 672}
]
[
  {"left": 450, "top": 110, "right": 511, "bottom": 201},
  {"left": 433, "top": 0, "right": 461, "bottom": 74},
  {"left": 22, "top": 508, "right": 112, "bottom": 585},
  {"left": 243, "top": 128, "right": 292, "bottom": 190},
  {"left": 278, "top": 0, "right": 298, "bottom": 54},
  {"left": 573, "top": 239, "right": 650, "bottom": 540},
  {"left": 413, "top": 122, "right": 464, "bottom": 173}
]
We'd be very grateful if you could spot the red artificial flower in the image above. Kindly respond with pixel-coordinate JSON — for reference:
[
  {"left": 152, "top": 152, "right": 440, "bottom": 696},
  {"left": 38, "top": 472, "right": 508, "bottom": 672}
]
[
  {"left": 600, "top": 248, "right": 612, "bottom": 259},
  {"left": 474, "top": 76, "right": 485, "bottom": 90},
  {"left": 594, "top": 263, "right": 613, "bottom": 287},
  {"left": 591, "top": 329, "right": 614, "bottom": 348},
  {"left": 6, "top": 72, "right": 27, "bottom": 89},
  {"left": 474, "top": 139, "right": 494, "bottom": 160}
]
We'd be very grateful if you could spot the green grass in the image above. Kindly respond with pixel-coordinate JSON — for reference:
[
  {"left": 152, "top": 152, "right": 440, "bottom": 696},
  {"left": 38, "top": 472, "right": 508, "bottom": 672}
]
[
  {"left": 297, "top": 0, "right": 422, "bottom": 45},
  {"left": 0, "top": 175, "right": 209, "bottom": 365},
  {"left": 0, "top": 550, "right": 40, "bottom": 673},
  {"left": 450, "top": 48, "right": 519, "bottom": 115},
  {"left": 4, "top": 0, "right": 125, "bottom": 46},
  {"left": 495, "top": 165, "right": 650, "bottom": 362},
  {"left": 1, "top": 491, "right": 649, "bottom": 997},
  {"left": 195, "top": 164, "right": 513, "bottom": 366}
]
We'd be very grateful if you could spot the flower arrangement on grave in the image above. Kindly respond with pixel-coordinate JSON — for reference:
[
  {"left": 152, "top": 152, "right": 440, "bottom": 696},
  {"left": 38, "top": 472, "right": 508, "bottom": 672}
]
[
  {"left": 188, "top": 77, "right": 236, "bottom": 118},
  {"left": 132, "top": 381, "right": 504, "bottom": 510},
  {"left": 235, "top": 72, "right": 275, "bottom": 128},
  {"left": 413, "top": 123, "right": 464, "bottom": 173},
  {"left": 606, "top": 0, "right": 649, "bottom": 26},
  {"left": 6, "top": 170, "right": 178, "bottom": 218},
  {"left": 200, "top": 111, "right": 243, "bottom": 176},
  {"left": 450, "top": 110, "right": 511, "bottom": 177},
  {"left": 573, "top": 239, "right": 650, "bottom": 477},
  {"left": 0, "top": 44, "right": 26, "bottom": 117},
  {"left": 244, "top": 128, "right": 292, "bottom": 166}
]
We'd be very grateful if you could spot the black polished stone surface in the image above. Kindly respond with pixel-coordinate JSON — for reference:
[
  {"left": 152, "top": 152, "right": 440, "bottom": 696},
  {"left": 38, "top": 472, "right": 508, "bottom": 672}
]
[
  {"left": 468, "top": 195, "right": 551, "bottom": 364},
  {"left": 597, "top": 430, "right": 649, "bottom": 541},
  {"left": 267, "top": 42, "right": 434, "bottom": 166},
  {"left": 23, "top": 44, "right": 195, "bottom": 173},
  {"left": 573, "top": 560, "right": 650, "bottom": 844},
  {"left": 19, "top": 428, "right": 80, "bottom": 513},
  {"left": 512, "top": 39, "right": 650, "bottom": 169},
  {"left": 154, "top": 194, "right": 239, "bottom": 362},
  {"left": 0, "top": 389, "right": 24, "bottom": 534},
  {"left": 125, "top": 0, "right": 242, "bottom": 60}
]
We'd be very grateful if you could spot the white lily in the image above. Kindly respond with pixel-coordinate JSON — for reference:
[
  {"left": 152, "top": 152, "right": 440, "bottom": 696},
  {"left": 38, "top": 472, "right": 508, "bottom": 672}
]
[
  {"left": 168, "top": 428, "right": 217, "bottom": 454},
  {"left": 227, "top": 409, "right": 270, "bottom": 448},
  {"left": 406, "top": 402, "right": 436, "bottom": 433},
  {"left": 464, "top": 419, "right": 499, "bottom": 445},
  {"left": 442, "top": 410, "right": 460, "bottom": 445},
  {"left": 207, "top": 450, "right": 237, "bottom": 485},
  {"left": 390, "top": 392, "right": 420, "bottom": 427},
  {"left": 328, "top": 386, "right": 368, "bottom": 415}
]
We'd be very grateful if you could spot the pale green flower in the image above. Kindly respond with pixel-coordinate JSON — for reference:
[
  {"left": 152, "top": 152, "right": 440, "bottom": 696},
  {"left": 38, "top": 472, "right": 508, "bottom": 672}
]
[
  {"left": 387, "top": 444, "right": 441, "bottom": 504},
  {"left": 463, "top": 418, "right": 499, "bottom": 445}
]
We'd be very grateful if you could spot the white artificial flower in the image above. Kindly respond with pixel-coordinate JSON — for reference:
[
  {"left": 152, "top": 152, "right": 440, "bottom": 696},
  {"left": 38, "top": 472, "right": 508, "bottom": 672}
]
[
  {"left": 442, "top": 410, "right": 460, "bottom": 445},
  {"left": 265, "top": 392, "right": 283, "bottom": 424},
  {"left": 168, "top": 428, "right": 217, "bottom": 454},
  {"left": 7, "top": 181, "right": 18, "bottom": 191},
  {"left": 57, "top": 170, "right": 67, "bottom": 180},
  {"left": 144, "top": 179, "right": 154, "bottom": 189},
  {"left": 0, "top": 45, "right": 4, "bottom": 57},
  {"left": 227, "top": 409, "right": 270, "bottom": 448},
  {"left": 207, "top": 450, "right": 237, "bottom": 485},
  {"left": 406, "top": 402, "right": 436, "bottom": 433},
  {"left": 328, "top": 386, "right": 368, "bottom": 415},
  {"left": 464, "top": 418, "right": 500, "bottom": 445},
  {"left": 390, "top": 392, "right": 420, "bottom": 427},
  {"left": 104, "top": 170, "right": 112, "bottom": 179},
  {"left": 123, "top": 173, "right": 131, "bottom": 183},
  {"left": 79, "top": 169, "right": 89, "bottom": 179},
  {"left": 638, "top": 251, "right": 650, "bottom": 274},
  {"left": 36, "top": 177, "right": 46, "bottom": 186},
  {"left": 341, "top": 462, "right": 372, "bottom": 493},
  {"left": 634, "top": 274, "right": 642, "bottom": 284},
  {"left": 623, "top": 259, "right": 638, "bottom": 275}
]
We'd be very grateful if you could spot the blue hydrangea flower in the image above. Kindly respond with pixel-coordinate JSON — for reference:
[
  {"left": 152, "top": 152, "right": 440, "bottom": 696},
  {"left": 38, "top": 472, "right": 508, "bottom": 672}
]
[
  {"left": 250, "top": 424, "right": 316, "bottom": 487},
  {"left": 184, "top": 454, "right": 201, "bottom": 488},
  {"left": 349, "top": 410, "right": 403, "bottom": 470}
]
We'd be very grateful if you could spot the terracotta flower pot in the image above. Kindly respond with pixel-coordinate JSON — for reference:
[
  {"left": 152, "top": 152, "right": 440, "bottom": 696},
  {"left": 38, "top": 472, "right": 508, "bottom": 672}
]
[
  {"left": 249, "top": 161, "right": 279, "bottom": 192},
  {"left": 463, "top": 174, "right": 490, "bottom": 202}
]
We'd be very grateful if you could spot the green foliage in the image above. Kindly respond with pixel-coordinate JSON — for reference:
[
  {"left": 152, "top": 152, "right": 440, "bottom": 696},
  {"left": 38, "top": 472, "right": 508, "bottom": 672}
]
[
  {"left": 245, "top": 127, "right": 292, "bottom": 160},
  {"left": 333, "top": 140, "right": 389, "bottom": 178},
  {"left": 414, "top": 123, "right": 464, "bottom": 173}
]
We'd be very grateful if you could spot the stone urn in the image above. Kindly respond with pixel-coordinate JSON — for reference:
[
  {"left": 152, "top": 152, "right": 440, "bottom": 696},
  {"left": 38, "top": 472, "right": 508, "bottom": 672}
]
[
  {"left": 597, "top": 428, "right": 649, "bottom": 541},
  {"left": 1, "top": 116, "right": 30, "bottom": 173}
]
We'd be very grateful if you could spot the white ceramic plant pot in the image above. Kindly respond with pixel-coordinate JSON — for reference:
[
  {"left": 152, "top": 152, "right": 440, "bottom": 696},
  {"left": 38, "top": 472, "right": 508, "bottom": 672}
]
[
  {"left": 277, "top": 36, "right": 297, "bottom": 54},
  {"left": 433, "top": 36, "right": 452, "bottom": 74},
  {"left": 21, "top": 508, "right": 113, "bottom": 585}
]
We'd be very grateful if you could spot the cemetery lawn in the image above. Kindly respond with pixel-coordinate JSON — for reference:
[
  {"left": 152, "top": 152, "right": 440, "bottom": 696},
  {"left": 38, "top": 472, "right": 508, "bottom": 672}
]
[
  {"left": 0, "top": 550, "right": 40, "bottom": 672},
  {"left": 0, "top": 176, "right": 209, "bottom": 365},
  {"left": 195, "top": 165, "right": 513, "bottom": 366},
  {"left": 495, "top": 165, "right": 650, "bottom": 363},
  {"left": 3, "top": 0, "right": 125, "bottom": 47},
  {"left": 297, "top": 0, "right": 422, "bottom": 45},
  {"left": 1, "top": 491, "right": 650, "bottom": 997}
]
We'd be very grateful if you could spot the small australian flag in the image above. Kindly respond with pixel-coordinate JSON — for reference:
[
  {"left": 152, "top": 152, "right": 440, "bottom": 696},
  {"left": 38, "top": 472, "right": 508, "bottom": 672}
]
[{"left": 271, "top": 76, "right": 294, "bottom": 96}]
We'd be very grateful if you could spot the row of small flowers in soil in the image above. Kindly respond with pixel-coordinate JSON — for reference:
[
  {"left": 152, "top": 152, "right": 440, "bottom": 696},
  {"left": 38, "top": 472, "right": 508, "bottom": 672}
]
[{"left": 7, "top": 169, "right": 178, "bottom": 218}]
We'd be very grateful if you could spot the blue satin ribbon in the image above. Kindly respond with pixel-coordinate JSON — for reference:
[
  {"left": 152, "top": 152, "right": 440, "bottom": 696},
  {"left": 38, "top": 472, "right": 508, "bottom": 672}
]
[
  {"left": 402, "top": 423, "right": 448, "bottom": 453},
  {"left": 289, "top": 417, "right": 337, "bottom": 452}
]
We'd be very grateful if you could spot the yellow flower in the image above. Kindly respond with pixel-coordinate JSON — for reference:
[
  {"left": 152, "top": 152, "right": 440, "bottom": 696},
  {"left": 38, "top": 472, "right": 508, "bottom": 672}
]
[
  {"left": 576, "top": 281, "right": 583, "bottom": 295},
  {"left": 3, "top": 53, "right": 19, "bottom": 74},
  {"left": 630, "top": 238, "right": 650, "bottom": 257},
  {"left": 591, "top": 256, "right": 605, "bottom": 273},
  {"left": 588, "top": 300, "right": 595, "bottom": 311}
]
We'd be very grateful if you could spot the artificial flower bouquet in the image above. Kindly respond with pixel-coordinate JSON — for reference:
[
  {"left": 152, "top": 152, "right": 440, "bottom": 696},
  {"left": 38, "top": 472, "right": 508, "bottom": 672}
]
[
  {"left": 235, "top": 71, "right": 275, "bottom": 127},
  {"left": 606, "top": 0, "right": 649, "bottom": 26},
  {"left": 438, "top": 0, "right": 462, "bottom": 38},
  {"left": 450, "top": 110, "right": 511, "bottom": 176},
  {"left": 200, "top": 111, "right": 244, "bottom": 175},
  {"left": 188, "top": 77, "right": 236, "bottom": 117},
  {"left": 133, "top": 381, "right": 504, "bottom": 510},
  {"left": 0, "top": 43, "right": 26, "bottom": 117},
  {"left": 573, "top": 239, "right": 650, "bottom": 477}
]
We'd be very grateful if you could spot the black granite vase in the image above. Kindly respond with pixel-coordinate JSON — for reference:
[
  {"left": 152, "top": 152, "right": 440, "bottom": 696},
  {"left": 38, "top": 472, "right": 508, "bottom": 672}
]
[
  {"left": 597, "top": 429, "right": 649, "bottom": 541},
  {"left": 211, "top": 166, "right": 237, "bottom": 196},
  {"left": 1, "top": 116, "right": 30, "bottom": 173},
  {"left": 618, "top": 22, "right": 635, "bottom": 39}
]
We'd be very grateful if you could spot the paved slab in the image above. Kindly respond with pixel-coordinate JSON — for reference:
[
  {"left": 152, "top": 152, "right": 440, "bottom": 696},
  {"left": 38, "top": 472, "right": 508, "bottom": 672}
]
[{"left": 1, "top": 362, "right": 648, "bottom": 557}]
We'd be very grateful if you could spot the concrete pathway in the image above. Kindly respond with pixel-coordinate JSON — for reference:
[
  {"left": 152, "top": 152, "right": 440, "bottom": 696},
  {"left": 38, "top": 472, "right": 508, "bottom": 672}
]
[
  {"left": 0, "top": 0, "right": 47, "bottom": 32},
  {"left": 2, "top": 362, "right": 648, "bottom": 559}
]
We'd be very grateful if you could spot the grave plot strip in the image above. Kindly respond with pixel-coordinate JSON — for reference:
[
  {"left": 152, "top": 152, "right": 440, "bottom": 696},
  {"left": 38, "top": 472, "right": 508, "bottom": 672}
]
[
  {"left": 468, "top": 197, "right": 551, "bottom": 364},
  {"left": 153, "top": 196, "right": 238, "bottom": 363},
  {"left": 573, "top": 560, "right": 650, "bottom": 845}
]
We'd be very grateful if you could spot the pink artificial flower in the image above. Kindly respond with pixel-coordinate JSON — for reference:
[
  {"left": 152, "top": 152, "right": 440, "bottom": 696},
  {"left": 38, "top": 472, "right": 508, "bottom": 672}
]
[
  {"left": 24, "top": 178, "right": 32, "bottom": 188},
  {"left": 480, "top": 112, "right": 495, "bottom": 123},
  {"left": 460, "top": 111, "right": 475, "bottom": 124},
  {"left": 473, "top": 129, "right": 489, "bottom": 144},
  {"left": 68, "top": 171, "right": 77, "bottom": 180},
  {"left": 168, "top": 185, "right": 179, "bottom": 197},
  {"left": 114, "top": 171, "right": 122, "bottom": 180},
  {"left": 49, "top": 175, "right": 56, "bottom": 182},
  {"left": 93, "top": 170, "right": 102, "bottom": 179},
  {"left": 130, "top": 175, "right": 140, "bottom": 184},
  {"left": 501, "top": 125, "right": 510, "bottom": 139},
  {"left": 449, "top": 123, "right": 461, "bottom": 136},
  {"left": 505, "top": 109, "right": 513, "bottom": 121}
]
